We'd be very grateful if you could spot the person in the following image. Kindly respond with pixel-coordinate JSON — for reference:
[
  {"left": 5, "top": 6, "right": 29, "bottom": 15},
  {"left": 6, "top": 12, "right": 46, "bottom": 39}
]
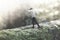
[{"left": 28, "top": 8, "right": 40, "bottom": 28}]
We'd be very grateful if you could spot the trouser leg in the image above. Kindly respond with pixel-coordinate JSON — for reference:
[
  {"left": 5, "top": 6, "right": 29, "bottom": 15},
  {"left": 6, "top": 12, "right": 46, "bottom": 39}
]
[
  {"left": 35, "top": 21, "right": 40, "bottom": 28},
  {"left": 32, "top": 18, "right": 35, "bottom": 28},
  {"left": 33, "top": 17, "right": 40, "bottom": 28}
]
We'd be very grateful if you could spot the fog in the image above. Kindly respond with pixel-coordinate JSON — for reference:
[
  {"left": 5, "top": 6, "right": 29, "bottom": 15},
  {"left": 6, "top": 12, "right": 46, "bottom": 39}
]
[{"left": 0, "top": 0, "right": 59, "bottom": 29}]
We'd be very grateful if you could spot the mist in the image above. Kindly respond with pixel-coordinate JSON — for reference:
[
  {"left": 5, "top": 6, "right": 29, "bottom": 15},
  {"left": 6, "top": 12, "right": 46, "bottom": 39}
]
[{"left": 0, "top": 0, "right": 59, "bottom": 29}]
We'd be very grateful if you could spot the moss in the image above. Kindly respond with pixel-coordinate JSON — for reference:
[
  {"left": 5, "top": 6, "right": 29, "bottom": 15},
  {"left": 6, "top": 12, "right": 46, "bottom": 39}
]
[
  {"left": 0, "top": 26, "right": 60, "bottom": 40},
  {"left": 0, "top": 27, "right": 60, "bottom": 40}
]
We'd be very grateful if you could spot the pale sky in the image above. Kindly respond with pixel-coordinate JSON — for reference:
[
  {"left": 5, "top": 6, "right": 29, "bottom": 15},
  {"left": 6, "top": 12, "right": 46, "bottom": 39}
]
[
  {"left": 0, "top": 0, "right": 58, "bottom": 11},
  {"left": 0, "top": 0, "right": 58, "bottom": 15}
]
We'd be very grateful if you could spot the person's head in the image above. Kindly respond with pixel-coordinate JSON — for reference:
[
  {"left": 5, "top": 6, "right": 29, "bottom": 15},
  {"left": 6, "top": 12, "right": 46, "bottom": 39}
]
[{"left": 29, "top": 8, "right": 33, "bottom": 10}]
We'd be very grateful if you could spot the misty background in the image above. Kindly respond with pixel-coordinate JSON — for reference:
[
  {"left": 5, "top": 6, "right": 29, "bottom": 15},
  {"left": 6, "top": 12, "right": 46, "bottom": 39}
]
[{"left": 0, "top": 0, "right": 60, "bottom": 29}]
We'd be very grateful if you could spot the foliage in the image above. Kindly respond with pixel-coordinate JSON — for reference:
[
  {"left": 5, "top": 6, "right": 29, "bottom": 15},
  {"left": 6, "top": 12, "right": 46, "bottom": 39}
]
[{"left": 0, "top": 26, "right": 60, "bottom": 40}]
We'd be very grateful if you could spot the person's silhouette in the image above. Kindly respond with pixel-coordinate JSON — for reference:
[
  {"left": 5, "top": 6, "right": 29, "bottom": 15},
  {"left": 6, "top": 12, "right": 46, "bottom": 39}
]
[{"left": 28, "top": 8, "right": 40, "bottom": 28}]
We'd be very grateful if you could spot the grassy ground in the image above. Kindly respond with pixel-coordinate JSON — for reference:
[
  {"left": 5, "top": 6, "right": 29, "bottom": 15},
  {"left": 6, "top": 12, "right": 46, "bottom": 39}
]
[{"left": 0, "top": 26, "right": 60, "bottom": 40}]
